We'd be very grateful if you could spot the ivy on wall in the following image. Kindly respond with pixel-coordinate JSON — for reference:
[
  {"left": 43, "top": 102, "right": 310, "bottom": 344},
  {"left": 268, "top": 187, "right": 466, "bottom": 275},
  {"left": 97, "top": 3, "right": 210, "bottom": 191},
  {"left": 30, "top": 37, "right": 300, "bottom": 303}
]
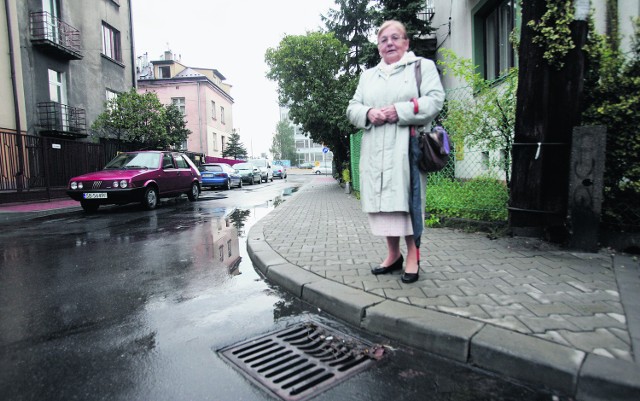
[{"left": 527, "top": 0, "right": 576, "bottom": 69}]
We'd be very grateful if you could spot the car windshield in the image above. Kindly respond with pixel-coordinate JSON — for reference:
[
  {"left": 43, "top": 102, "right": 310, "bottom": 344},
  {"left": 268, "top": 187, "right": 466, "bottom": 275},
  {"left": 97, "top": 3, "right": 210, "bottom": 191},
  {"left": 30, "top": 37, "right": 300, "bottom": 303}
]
[
  {"left": 200, "top": 165, "right": 223, "bottom": 172},
  {"left": 104, "top": 152, "right": 160, "bottom": 170},
  {"left": 234, "top": 163, "right": 253, "bottom": 170}
]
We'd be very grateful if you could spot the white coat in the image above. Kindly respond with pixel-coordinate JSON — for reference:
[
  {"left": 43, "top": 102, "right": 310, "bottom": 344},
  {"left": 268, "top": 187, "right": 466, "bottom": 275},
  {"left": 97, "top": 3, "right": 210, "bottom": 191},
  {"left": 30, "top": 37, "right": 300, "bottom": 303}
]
[{"left": 347, "top": 51, "right": 445, "bottom": 214}]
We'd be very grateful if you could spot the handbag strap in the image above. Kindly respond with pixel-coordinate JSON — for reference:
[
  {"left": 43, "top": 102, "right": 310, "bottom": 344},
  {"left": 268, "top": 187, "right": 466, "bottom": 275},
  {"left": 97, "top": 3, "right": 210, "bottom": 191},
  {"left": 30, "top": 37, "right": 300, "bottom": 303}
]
[{"left": 414, "top": 59, "right": 422, "bottom": 96}]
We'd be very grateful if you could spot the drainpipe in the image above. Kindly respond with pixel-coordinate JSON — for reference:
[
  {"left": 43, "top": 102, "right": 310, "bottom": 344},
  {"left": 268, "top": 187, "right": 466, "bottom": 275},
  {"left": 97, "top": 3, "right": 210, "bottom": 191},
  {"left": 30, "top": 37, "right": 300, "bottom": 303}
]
[
  {"left": 4, "top": 0, "right": 24, "bottom": 192},
  {"left": 197, "top": 80, "right": 203, "bottom": 153},
  {"left": 128, "top": 0, "right": 136, "bottom": 88}
]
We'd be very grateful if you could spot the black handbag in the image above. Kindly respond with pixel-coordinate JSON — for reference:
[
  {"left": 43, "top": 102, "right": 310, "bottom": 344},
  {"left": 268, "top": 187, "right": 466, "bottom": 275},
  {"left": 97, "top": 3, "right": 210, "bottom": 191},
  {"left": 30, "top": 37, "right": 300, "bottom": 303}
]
[{"left": 413, "top": 60, "right": 450, "bottom": 172}]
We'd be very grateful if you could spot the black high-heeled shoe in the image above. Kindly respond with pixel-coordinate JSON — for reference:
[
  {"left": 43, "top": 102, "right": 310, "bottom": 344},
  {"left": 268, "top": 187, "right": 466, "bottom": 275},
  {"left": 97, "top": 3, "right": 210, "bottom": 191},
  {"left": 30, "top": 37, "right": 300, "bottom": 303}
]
[
  {"left": 401, "top": 263, "right": 420, "bottom": 283},
  {"left": 371, "top": 255, "right": 404, "bottom": 275}
]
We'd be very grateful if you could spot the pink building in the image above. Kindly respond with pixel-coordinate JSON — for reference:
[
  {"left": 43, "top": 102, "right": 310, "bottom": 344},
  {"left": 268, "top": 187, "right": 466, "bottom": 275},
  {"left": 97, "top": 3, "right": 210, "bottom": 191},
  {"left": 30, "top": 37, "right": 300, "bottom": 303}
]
[{"left": 137, "top": 51, "right": 234, "bottom": 158}]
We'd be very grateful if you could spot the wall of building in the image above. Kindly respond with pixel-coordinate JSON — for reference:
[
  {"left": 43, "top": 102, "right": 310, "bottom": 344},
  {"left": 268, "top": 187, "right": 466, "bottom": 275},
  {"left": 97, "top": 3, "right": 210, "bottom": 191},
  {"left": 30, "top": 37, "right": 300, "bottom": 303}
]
[
  {"left": 0, "top": 0, "right": 27, "bottom": 132},
  {"left": 14, "top": 0, "right": 135, "bottom": 137}
]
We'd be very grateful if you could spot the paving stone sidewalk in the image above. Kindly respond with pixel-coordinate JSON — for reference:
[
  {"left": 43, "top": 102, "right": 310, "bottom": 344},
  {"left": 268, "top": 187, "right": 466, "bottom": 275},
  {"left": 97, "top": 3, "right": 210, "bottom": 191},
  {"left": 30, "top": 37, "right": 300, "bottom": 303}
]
[{"left": 248, "top": 176, "right": 640, "bottom": 400}]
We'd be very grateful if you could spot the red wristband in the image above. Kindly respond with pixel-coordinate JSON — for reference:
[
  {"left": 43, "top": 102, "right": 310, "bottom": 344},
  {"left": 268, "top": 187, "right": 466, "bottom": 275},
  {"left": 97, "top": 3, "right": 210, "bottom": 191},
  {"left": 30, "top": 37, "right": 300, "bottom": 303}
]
[{"left": 411, "top": 98, "right": 419, "bottom": 114}]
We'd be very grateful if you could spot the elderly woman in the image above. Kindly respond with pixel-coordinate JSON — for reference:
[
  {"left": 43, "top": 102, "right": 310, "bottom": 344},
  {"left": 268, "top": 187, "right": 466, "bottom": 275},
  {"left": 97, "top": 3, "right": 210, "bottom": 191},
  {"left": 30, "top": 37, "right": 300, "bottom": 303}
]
[{"left": 346, "top": 20, "right": 445, "bottom": 283}]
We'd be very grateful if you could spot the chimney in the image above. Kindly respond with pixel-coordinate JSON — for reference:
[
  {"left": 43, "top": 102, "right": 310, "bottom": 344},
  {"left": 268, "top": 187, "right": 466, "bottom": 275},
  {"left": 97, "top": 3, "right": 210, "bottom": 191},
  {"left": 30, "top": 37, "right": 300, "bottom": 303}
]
[{"left": 164, "top": 50, "right": 172, "bottom": 61}]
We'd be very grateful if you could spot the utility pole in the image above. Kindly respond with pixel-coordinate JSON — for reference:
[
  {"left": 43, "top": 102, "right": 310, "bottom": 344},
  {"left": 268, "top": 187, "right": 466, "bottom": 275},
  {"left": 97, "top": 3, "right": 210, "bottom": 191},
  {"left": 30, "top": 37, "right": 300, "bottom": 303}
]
[{"left": 509, "top": 0, "right": 589, "bottom": 242}]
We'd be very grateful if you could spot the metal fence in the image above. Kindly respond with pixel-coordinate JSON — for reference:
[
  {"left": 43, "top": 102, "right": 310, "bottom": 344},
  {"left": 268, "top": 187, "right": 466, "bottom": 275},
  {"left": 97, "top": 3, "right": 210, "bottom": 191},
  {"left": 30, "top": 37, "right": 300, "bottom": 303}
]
[{"left": 0, "top": 131, "right": 127, "bottom": 203}]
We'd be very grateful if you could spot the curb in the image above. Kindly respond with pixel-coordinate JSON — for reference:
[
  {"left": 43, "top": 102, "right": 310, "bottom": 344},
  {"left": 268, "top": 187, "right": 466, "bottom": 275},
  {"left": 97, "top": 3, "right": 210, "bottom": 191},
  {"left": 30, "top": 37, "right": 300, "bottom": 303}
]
[{"left": 247, "top": 188, "right": 640, "bottom": 401}]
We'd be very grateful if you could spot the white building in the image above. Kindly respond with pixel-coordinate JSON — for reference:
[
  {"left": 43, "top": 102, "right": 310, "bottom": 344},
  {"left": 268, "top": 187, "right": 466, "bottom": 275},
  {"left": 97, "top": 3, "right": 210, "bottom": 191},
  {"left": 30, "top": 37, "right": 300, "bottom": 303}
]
[{"left": 279, "top": 106, "right": 333, "bottom": 167}]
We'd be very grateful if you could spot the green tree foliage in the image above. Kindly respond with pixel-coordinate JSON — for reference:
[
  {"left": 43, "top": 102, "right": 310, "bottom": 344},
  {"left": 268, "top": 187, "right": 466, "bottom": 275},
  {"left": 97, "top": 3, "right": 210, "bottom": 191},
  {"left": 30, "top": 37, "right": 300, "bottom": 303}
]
[
  {"left": 437, "top": 49, "right": 518, "bottom": 184},
  {"left": 270, "top": 120, "right": 296, "bottom": 162},
  {"left": 222, "top": 129, "right": 248, "bottom": 160},
  {"left": 92, "top": 89, "right": 190, "bottom": 150},
  {"left": 582, "top": 17, "right": 640, "bottom": 225},
  {"left": 265, "top": 32, "right": 356, "bottom": 168},
  {"left": 322, "top": 0, "right": 375, "bottom": 73}
]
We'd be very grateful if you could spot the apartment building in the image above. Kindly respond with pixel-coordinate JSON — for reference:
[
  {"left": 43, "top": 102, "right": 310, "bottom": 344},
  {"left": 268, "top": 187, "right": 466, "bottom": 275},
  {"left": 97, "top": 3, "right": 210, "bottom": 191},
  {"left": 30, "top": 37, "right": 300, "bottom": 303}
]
[
  {"left": 1, "top": 0, "right": 136, "bottom": 202},
  {"left": 2, "top": 0, "right": 135, "bottom": 137},
  {"left": 136, "top": 51, "right": 234, "bottom": 158}
]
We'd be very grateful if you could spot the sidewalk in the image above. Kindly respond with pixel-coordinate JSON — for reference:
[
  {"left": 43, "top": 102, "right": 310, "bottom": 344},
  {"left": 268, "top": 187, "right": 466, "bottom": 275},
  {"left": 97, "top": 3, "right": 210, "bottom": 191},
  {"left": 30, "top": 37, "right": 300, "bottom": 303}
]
[
  {"left": 0, "top": 198, "right": 81, "bottom": 222},
  {"left": 247, "top": 176, "right": 640, "bottom": 401}
]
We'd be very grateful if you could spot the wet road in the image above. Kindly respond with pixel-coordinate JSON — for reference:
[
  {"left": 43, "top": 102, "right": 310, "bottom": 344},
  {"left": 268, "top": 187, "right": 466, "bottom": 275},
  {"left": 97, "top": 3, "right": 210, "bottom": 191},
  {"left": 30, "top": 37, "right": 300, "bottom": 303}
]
[{"left": 0, "top": 174, "right": 563, "bottom": 400}]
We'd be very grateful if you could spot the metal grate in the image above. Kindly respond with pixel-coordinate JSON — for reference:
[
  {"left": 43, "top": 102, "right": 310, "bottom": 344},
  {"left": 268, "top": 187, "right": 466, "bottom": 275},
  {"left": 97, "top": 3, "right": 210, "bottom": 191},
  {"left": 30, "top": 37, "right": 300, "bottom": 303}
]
[{"left": 218, "top": 321, "right": 381, "bottom": 401}]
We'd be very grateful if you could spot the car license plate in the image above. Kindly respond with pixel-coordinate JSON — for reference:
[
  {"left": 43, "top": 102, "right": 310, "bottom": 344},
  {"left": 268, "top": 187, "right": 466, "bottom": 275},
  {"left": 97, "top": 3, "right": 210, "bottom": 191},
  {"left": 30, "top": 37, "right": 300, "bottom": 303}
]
[
  {"left": 83, "top": 193, "right": 107, "bottom": 199},
  {"left": 202, "top": 173, "right": 213, "bottom": 177}
]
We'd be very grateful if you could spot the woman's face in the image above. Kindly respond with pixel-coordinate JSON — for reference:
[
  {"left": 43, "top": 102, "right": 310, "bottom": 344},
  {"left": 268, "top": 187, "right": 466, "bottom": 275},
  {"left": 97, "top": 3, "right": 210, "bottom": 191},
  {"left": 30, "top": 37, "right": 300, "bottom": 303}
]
[{"left": 378, "top": 25, "right": 409, "bottom": 64}]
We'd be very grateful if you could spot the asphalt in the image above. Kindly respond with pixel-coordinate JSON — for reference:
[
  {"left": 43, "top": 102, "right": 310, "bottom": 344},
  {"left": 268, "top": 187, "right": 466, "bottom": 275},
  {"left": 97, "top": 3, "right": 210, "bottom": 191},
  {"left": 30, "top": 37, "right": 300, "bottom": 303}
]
[{"left": 2, "top": 176, "right": 639, "bottom": 400}]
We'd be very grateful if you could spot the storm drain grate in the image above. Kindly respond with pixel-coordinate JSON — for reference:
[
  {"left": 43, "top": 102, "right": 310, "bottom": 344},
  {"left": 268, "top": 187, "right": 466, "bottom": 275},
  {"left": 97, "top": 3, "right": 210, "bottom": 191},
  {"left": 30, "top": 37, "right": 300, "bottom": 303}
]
[{"left": 218, "top": 321, "right": 382, "bottom": 401}]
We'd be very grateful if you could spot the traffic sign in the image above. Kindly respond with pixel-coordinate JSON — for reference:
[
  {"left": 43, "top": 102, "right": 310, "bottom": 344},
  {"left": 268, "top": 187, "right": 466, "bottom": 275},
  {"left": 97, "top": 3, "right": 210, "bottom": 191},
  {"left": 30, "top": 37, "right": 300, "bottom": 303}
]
[{"left": 322, "top": 147, "right": 329, "bottom": 153}]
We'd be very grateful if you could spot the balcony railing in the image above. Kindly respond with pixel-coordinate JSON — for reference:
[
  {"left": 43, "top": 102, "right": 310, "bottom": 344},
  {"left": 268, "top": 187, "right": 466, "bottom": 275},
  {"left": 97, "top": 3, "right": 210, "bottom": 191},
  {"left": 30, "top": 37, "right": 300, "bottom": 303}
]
[
  {"left": 30, "top": 11, "right": 82, "bottom": 60},
  {"left": 418, "top": 0, "right": 435, "bottom": 21},
  {"left": 37, "top": 102, "right": 87, "bottom": 137}
]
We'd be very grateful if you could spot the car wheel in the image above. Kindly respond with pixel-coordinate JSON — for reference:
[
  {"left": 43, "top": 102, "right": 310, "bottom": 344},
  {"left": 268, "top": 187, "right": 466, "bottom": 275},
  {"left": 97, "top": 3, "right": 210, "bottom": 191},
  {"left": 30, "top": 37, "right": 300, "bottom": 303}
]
[
  {"left": 315, "top": 170, "right": 321, "bottom": 174},
  {"left": 270, "top": 175, "right": 273, "bottom": 182},
  {"left": 225, "top": 179, "right": 231, "bottom": 191},
  {"left": 80, "top": 200, "right": 99, "bottom": 212},
  {"left": 187, "top": 182, "right": 200, "bottom": 201},
  {"left": 142, "top": 186, "right": 159, "bottom": 210}
]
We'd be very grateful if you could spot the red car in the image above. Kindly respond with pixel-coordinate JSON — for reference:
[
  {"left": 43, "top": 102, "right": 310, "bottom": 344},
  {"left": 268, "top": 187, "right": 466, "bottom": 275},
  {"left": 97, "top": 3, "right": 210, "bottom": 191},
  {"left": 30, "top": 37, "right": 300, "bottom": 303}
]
[{"left": 67, "top": 151, "right": 201, "bottom": 212}]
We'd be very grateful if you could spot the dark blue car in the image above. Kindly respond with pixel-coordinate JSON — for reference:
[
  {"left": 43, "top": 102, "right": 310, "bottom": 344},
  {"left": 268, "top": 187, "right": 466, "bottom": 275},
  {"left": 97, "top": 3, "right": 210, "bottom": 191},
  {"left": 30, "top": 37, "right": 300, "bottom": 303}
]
[{"left": 199, "top": 163, "right": 242, "bottom": 190}]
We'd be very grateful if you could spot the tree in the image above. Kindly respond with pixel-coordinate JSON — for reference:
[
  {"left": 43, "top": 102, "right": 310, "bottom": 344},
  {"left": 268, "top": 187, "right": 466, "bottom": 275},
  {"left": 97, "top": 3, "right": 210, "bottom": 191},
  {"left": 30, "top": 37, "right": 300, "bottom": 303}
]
[
  {"left": 322, "top": 0, "right": 375, "bottom": 73},
  {"left": 270, "top": 120, "right": 296, "bottom": 162},
  {"left": 265, "top": 32, "right": 356, "bottom": 169},
  {"left": 222, "top": 129, "right": 248, "bottom": 160},
  {"left": 92, "top": 89, "right": 190, "bottom": 150}
]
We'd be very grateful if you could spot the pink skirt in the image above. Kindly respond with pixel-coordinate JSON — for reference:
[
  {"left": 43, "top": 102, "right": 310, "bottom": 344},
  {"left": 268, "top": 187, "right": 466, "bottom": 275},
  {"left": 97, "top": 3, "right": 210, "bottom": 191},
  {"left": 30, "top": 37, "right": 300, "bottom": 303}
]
[{"left": 367, "top": 212, "right": 414, "bottom": 237}]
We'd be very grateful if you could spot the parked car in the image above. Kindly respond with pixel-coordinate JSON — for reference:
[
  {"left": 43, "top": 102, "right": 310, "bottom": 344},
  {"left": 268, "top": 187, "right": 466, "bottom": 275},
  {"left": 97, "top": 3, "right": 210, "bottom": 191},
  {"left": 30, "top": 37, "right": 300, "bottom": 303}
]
[
  {"left": 67, "top": 150, "right": 201, "bottom": 212},
  {"left": 249, "top": 158, "right": 273, "bottom": 182},
  {"left": 233, "top": 162, "right": 261, "bottom": 185},
  {"left": 298, "top": 162, "right": 314, "bottom": 169},
  {"left": 273, "top": 165, "right": 287, "bottom": 179},
  {"left": 312, "top": 162, "right": 333, "bottom": 175},
  {"left": 199, "top": 163, "right": 242, "bottom": 190}
]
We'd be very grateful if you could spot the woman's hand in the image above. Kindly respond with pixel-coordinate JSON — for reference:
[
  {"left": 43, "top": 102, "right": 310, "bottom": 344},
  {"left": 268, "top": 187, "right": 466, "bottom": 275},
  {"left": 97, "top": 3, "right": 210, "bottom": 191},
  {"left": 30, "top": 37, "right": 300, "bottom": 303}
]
[
  {"left": 367, "top": 108, "right": 387, "bottom": 126},
  {"left": 380, "top": 105, "right": 398, "bottom": 124},
  {"left": 367, "top": 105, "right": 398, "bottom": 126}
]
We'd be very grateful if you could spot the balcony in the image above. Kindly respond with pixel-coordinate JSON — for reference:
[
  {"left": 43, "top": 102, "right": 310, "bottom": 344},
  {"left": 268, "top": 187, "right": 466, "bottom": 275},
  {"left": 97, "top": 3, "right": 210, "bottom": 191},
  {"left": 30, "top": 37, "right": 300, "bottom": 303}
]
[
  {"left": 37, "top": 102, "right": 87, "bottom": 138},
  {"left": 30, "top": 11, "right": 82, "bottom": 60}
]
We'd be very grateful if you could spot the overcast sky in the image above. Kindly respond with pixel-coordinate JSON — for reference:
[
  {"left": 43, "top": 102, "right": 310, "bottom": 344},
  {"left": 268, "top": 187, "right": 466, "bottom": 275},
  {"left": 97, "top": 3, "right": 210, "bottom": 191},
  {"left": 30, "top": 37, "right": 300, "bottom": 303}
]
[{"left": 131, "top": 0, "right": 337, "bottom": 157}]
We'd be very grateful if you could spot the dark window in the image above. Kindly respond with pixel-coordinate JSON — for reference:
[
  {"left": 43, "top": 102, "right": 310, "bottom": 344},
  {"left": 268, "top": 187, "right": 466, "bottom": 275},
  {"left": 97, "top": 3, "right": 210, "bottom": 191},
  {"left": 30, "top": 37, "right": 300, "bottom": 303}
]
[
  {"left": 482, "top": 0, "right": 517, "bottom": 80},
  {"left": 101, "top": 22, "right": 121, "bottom": 62}
]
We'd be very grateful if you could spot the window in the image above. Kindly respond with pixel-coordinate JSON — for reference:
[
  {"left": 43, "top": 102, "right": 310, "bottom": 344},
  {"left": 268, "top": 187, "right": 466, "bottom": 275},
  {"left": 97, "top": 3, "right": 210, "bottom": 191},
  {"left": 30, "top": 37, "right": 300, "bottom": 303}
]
[
  {"left": 211, "top": 101, "right": 216, "bottom": 120},
  {"left": 175, "top": 154, "right": 189, "bottom": 169},
  {"left": 220, "top": 106, "right": 225, "bottom": 124},
  {"left": 212, "top": 133, "right": 218, "bottom": 151},
  {"left": 482, "top": 0, "right": 517, "bottom": 80},
  {"left": 105, "top": 89, "right": 118, "bottom": 110},
  {"left": 227, "top": 240, "right": 232, "bottom": 257},
  {"left": 172, "top": 97, "right": 186, "bottom": 115},
  {"left": 218, "top": 245, "right": 224, "bottom": 262},
  {"left": 221, "top": 135, "right": 226, "bottom": 151},
  {"left": 159, "top": 66, "right": 170, "bottom": 78},
  {"left": 101, "top": 22, "right": 121, "bottom": 62},
  {"left": 162, "top": 154, "right": 174, "bottom": 169},
  {"left": 48, "top": 69, "right": 66, "bottom": 103}
]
